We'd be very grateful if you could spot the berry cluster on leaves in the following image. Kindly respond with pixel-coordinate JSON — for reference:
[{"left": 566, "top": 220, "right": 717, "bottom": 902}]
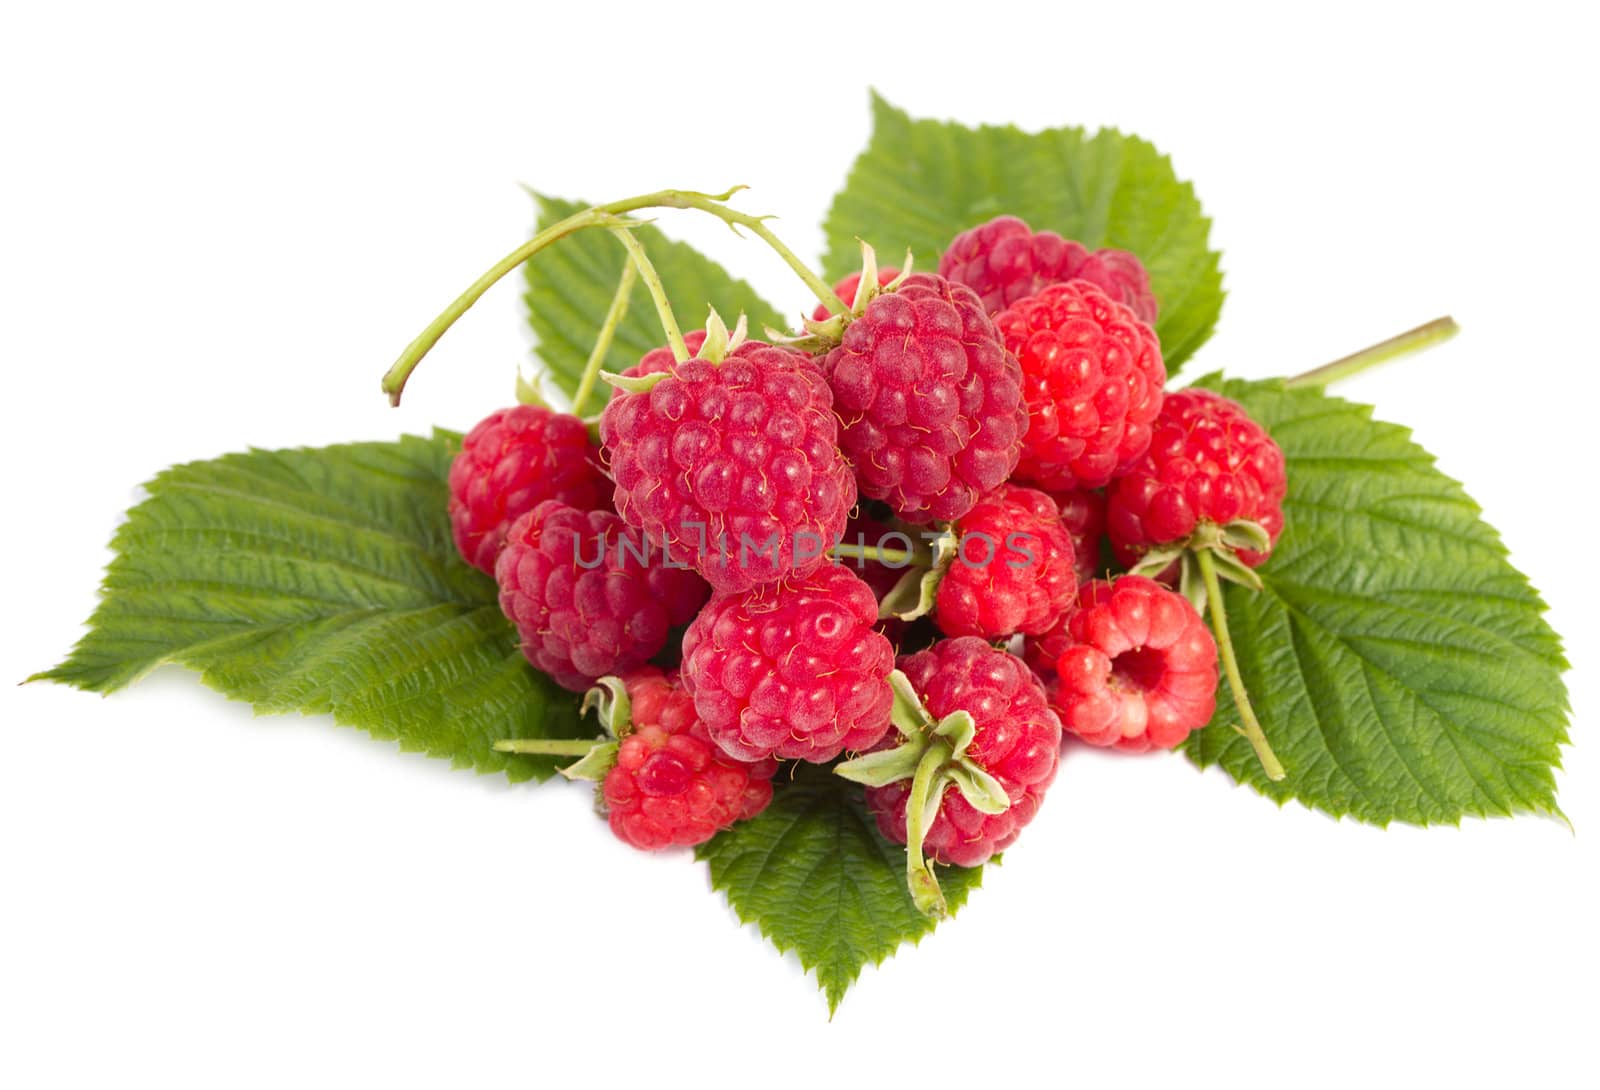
[
  {"left": 45, "top": 100, "right": 1560, "bottom": 1016},
  {"left": 446, "top": 209, "right": 1291, "bottom": 909}
]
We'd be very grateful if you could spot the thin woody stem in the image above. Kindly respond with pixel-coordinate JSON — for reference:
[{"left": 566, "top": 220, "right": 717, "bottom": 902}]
[{"left": 1196, "top": 549, "right": 1286, "bottom": 782}]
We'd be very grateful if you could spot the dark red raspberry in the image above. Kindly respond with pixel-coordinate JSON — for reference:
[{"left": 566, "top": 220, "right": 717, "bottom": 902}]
[
  {"left": 601, "top": 668, "right": 776, "bottom": 850},
  {"left": 1024, "top": 576, "right": 1217, "bottom": 751},
  {"left": 681, "top": 562, "right": 896, "bottom": 763},
  {"left": 600, "top": 339, "right": 855, "bottom": 594},
  {"left": 935, "top": 484, "right": 1076, "bottom": 639},
  {"left": 1049, "top": 486, "right": 1108, "bottom": 585},
  {"left": 811, "top": 268, "right": 899, "bottom": 323},
  {"left": 995, "top": 281, "right": 1166, "bottom": 492},
  {"left": 938, "top": 214, "right": 1158, "bottom": 323},
  {"left": 495, "top": 501, "right": 709, "bottom": 691},
  {"left": 448, "top": 405, "right": 608, "bottom": 574},
  {"left": 862, "top": 638, "right": 1061, "bottom": 869},
  {"left": 1106, "top": 388, "right": 1287, "bottom": 569},
  {"left": 822, "top": 273, "right": 1026, "bottom": 524}
]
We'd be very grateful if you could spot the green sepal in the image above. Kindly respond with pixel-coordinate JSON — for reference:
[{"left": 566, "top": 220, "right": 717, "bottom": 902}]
[
  {"left": 601, "top": 370, "right": 668, "bottom": 394},
  {"left": 558, "top": 740, "right": 619, "bottom": 783},
  {"left": 835, "top": 744, "right": 924, "bottom": 787},
  {"left": 1128, "top": 544, "right": 1184, "bottom": 580},
  {"left": 1219, "top": 518, "right": 1272, "bottom": 554},
  {"left": 698, "top": 307, "right": 748, "bottom": 364},
  {"left": 944, "top": 763, "right": 1010, "bottom": 815},
  {"left": 878, "top": 529, "right": 957, "bottom": 622},
  {"left": 515, "top": 370, "right": 548, "bottom": 408},
  {"left": 581, "top": 675, "right": 633, "bottom": 739}
]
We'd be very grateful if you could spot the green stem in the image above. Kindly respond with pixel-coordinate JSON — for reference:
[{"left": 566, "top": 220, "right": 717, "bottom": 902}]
[
  {"left": 828, "top": 543, "right": 927, "bottom": 567},
  {"left": 381, "top": 186, "right": 840, "bottom": 404},
  {"left": 1196, "top": 549, "right": 1287, "bottom": 782},
  {"left": 1285, "top": 316, "right": 1459, "bottom": 390},
  {"left": 609, "top": 227, "right": 687, "bottom": 363},
  {"left": 570, "top": 257, "right": 636, "bottom": 416},
  {"left": 492, "top": 738, "right": 602, "bottom": 757},
  {"left": 904, "top": 739, "right": 953, "bottom": 918}
]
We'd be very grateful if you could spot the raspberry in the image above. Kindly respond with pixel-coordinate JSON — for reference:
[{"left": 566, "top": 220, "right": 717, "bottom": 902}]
[
  {"left": 600, "top": 339, "right": 855, "bottom": 594},
  {"left": 601, "top": 668, "right": 777, "bottom": 850},
  {"left": 681, "top": 562, "right": 896, "bottom": 763},
  {"left": 1024, "top": 576, "right": 1217, "bottom": 751},
  {"left": 822, "top": 273, "right": 1027, "bottom": 524},
  {"left": 837, "top": 638, "right": 1061, "bottom": 915},
  {"left": 811, "top": 268, "right": 899, "bottom": 323},
  {"left": 995, "top": 281, "right": 1166, "bottom": 491},
  {"left": 448, "top": 405, "right": 608, "bottom": 573},
  {"left": 1049, "top": 486, "right": 1108, "bottom": 585},
  {"left": 495, "top": 501, "right": 709, "bottom": 691},
  {"left": 938, "top": 214, "right": 1158, "bottom": 323},
  {"left": 935, "top": 484, "right": 1076, "bottom": 639},
  {"left": 1106, "top": 388, "right": 1287, "bottom": 569}
]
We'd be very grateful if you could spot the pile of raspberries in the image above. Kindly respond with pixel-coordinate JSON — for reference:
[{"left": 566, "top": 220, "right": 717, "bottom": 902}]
[{"left": 451, "top": 214, "right": 1286, "bottom": 905}]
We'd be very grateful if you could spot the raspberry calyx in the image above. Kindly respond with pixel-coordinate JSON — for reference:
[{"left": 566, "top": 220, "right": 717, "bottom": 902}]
[{"left": 836, "top": 669, "right": 1011, "bottom": 918}]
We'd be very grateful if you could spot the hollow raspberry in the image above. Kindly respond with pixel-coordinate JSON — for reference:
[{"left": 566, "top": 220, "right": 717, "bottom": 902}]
[
  {"left": 811, "top": 267, "right": 899, "bottom": 323},
  {"left": 1106, "top": 388, "right": 1286, "bottom": 570},
  {"left": 600, "top": 338, "right": 854, "bottom": 594},
  {"left": 1048, "top": 486, "right": 1108, "bottom": 585},
  {"left": 995, "top": 280, "right": 1166, "bottom": 492},
  {"left": 837, "top": 638, "right": 1061, "bottom": 916},
  {"left": 681, "top": 562, "right": 895, "bottom": 763},
  {"left": 935, "top": 484, "right": 1076, "bottom": 639},
  {"left": 938, "top": 214, "right": 1158, "bottom": 323},
  {"left": 600, "top": 669, "right": 777, "bottom": 850},
  {"left": 495, "top": 501, "right": 709, "bottom": 691},
  {"left": 822, "top": 273, "right": 1027, "bottom": 524},
  {"left": 448, "top": 405, "right": 608, "bottom": 573},
  {"left": 1024, "top": 576, "right": 1217, "bottom": 751}
]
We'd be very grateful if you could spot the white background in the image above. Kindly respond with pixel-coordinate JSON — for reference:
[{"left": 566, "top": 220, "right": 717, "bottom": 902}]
[{"left": 4, "top": 2, "right": 1596, "bottom": 1086}]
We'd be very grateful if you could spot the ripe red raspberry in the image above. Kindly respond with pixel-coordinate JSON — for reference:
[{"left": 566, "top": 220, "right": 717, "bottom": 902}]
[
  {"left": 1049, "top": 486, "right": 1108, "bottom": 585},
  {"left": 1024, "top": 576, "right": 1217, "bottom": 751},
  {"left": 935, "top": 484, "right": 1076, "bottom": 639},
  {"left": 859, "top": 637, "right": 1061, "bottom": 871},
  {"left": 938, "top": 214, "right": 1158, "bottom": 322},
  {"left": 811, "top": 268, "right": 899, "bottom": 323},
  {"left": 600, "top": 339, "right": 855, "bottom": 594},
  {"left": 681, "top": 562, "right": 896, "bottom": 763},
  {"left": 602, "top": 668, "right": 777, "bottom": 850},
  {"left": 495, "top": 501, "right": 709, "bottom": 691},
  {"left": 1106, "top": 388, "right": 1287, "bottom": 569},
  {"left": 822, "top": 273, "right": 1027, "bottom": 524},
  {"left": 448, "top": 405, "right": 608, "bottom": 574},
  {"left": 995, "top": 280, "right": 1166, "bottom": 492}
]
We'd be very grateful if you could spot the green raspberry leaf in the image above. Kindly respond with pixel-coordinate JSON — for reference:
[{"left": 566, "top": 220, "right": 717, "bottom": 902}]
[
  {"left": 697, "top": 763, "right": 983, "bottom": 1014},
  {"left": 36, "top": 432, "right": 586, "bottom": 781},
  {"left": 1184, "top": 378, "right": 1570, "bottom": 824},
  {"left": 524, "top": 195, "right": 789, "bottom": 402},
  {"left": 824, "top": 93, "right": 1224, "bottom": 373}
]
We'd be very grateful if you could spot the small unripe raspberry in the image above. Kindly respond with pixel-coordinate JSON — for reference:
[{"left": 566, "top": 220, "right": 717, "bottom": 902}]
[
  {"left": 600, "top": 339, "right": 856, "bottom": 594},
  {"left": 1106, "top": 388, "right": 1287, "bottom": 569},
  {"left": 862, "top": 638, "right": 1061, "bottom": 869},
  {"left": 938, "top": 215, "right": 1158, "bottom": 322},
  {"left": 448, "top": 405, "right": 608, "bottom": 573},
  {"left": 681, "top": 562, "right": 896, "bottom": 763},
  {"left": 1024, "top": 576, "right": 1217, "bottom": 751},
  {"left": 935, "top": 484, "right": 1076, "bottom": 639},
  {"left": 995, "top": 281, "right": 1166, "bottom": 492},
  {"left": 602, "top": 668, "right": 776, "bottom": 850},
  {"left": 495, "top": 501, "right": 709, "bottom": 691},
  {"left": 822, "top": 273, "right": 1026, "bottom": 524}
]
